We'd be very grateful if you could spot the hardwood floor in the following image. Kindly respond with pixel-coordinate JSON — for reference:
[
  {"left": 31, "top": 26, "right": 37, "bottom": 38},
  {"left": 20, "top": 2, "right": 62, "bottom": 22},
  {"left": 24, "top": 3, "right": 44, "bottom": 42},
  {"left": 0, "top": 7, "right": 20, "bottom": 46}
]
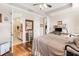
[
  {"left": 13, "top": 42, "right": 32, "bottom": 56},
  {"left": 3, "top": 42, "right": 32, "bottom": 56}
]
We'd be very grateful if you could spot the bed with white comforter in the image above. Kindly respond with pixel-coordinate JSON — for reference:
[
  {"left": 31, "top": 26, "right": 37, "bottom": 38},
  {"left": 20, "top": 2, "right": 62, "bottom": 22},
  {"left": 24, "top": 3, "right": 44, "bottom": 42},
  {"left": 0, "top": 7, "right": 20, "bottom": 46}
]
[{"left": 32, "top": 33, "right": 79, "bottom": 56}]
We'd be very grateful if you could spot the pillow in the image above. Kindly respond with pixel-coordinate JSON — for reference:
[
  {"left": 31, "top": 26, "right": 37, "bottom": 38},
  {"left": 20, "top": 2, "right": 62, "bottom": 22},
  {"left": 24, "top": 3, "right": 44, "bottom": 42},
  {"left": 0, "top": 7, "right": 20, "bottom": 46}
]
[
  {"left": 53, "top": 31, "right": 61, "bottom": 35},
  {"left": 74, "top": 37, "right": 79, "bottom": 48}
]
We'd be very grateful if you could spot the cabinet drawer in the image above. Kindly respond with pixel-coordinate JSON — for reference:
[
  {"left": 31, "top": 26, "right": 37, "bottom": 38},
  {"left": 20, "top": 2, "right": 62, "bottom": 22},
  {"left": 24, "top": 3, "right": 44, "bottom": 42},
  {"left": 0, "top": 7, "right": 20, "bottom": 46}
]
[{"left": 0, "top": 42, "right": 10, "bottom": 55}]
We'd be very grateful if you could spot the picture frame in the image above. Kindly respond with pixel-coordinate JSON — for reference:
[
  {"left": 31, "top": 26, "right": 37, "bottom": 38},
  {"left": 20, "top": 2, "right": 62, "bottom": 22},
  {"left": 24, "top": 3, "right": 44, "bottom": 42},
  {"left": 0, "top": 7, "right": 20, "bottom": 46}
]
[
  {"left": 25, "top": 20, "right": 33, "bottom": 31},
  {"left": 0, "top": 14, "right": 2, "bottom": 23},
  {"left": 4, "top": 17, "right": 8, "bottom": 21}
]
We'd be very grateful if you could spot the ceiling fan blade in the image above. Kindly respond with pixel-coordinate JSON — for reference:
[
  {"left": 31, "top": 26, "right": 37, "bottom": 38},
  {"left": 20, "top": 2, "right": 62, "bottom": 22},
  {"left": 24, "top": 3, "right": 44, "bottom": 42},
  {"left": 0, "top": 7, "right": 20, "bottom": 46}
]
[
  {"left": 33, "top": 4, "right": 39, "bottom": 6},
  {"left": 47, "top": 4, "right": 52, "bottom": 8}
]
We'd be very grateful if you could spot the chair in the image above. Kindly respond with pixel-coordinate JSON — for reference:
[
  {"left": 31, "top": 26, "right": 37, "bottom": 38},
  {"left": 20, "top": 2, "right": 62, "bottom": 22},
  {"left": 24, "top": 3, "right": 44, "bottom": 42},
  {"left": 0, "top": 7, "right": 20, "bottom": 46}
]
[{"left": 65, "top": 44, "right": 79, "bottom": 56}]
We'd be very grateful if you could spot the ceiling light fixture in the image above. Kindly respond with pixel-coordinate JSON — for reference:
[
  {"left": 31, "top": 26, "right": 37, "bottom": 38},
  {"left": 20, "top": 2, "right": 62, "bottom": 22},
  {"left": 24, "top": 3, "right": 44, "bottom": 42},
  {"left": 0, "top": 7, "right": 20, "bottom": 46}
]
[
  {"left": 39, "top": 4, "right": 48, "bottom": 10},
  {"left": 39, "top": 4, "right": 44, "bottom": 10},
  {"left": 33, "top": 3, "right": 52, "bottom": 10},
  {"left": 43, "top": 4, "right": 48, "bottom": 8}
]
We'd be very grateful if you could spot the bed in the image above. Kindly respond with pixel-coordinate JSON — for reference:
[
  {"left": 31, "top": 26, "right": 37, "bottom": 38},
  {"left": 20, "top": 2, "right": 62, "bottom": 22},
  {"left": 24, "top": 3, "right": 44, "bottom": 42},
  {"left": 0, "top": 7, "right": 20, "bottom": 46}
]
[{"left": 32, "top": 33, "right": 79, "bottom": 56}]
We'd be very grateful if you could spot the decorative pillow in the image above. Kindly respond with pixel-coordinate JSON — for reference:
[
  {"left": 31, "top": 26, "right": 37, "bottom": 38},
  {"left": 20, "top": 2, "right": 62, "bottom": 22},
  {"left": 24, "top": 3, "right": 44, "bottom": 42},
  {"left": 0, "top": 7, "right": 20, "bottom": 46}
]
[
  {"left": 74, "top": 37, "right": 79, "bottom": 48},
  {"left": 51, "top": 31, "right": 61, "bottom": 35}
]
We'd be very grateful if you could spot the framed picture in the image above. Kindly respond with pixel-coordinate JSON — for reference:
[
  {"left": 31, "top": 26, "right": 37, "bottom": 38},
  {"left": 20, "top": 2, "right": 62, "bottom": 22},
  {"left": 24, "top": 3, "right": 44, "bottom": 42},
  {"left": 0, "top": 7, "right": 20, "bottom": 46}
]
[
  {"left": 57, "top": 21, "right": 62, "bottom": 25},
  {"left": 0, "top": 14, "right": 2, "bottom": 23},
  {"left": 4, "top": 17, "right": 8, "bottom": 21},
  {"left": 25, "top": 20, "right": 33, "bottom": 30}
]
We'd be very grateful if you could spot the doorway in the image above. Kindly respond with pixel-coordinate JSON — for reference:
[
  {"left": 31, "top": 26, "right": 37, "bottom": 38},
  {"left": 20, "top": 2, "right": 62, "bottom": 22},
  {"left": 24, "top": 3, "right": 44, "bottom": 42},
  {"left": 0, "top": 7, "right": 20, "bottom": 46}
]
[
  {"left": 13, "top": 17, "right": 23, "bottom": 46},
  {"left": 25, "top": 20, "right": 34, "bottom": 42},
  {"left": 11, "top": 19, "right": 33, "bottom": 56}
]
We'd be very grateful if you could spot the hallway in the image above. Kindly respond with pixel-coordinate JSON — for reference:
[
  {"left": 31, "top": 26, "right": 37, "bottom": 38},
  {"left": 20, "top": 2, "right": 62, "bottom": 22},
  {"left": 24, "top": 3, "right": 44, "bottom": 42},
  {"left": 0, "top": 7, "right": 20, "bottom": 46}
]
[{"left": 13, "top": 38, "right": 22, "bottom": 46}]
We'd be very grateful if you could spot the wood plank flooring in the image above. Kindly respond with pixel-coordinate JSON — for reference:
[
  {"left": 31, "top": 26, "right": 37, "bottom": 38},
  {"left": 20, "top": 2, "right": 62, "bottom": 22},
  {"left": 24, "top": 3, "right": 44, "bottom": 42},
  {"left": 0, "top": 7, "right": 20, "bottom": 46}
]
[{"left": 13, "top": 42, "right": 32, "bottom": 56}]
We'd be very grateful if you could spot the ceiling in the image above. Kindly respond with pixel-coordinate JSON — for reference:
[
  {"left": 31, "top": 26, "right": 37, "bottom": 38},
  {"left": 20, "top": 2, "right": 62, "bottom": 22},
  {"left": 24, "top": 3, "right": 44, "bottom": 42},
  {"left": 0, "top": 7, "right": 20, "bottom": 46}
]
[
  {"left": 0, "top": 4, "right": 12, "bottom": 15},
  {"left": 8, "top": 3, "right": 72, "bottom": 16}
]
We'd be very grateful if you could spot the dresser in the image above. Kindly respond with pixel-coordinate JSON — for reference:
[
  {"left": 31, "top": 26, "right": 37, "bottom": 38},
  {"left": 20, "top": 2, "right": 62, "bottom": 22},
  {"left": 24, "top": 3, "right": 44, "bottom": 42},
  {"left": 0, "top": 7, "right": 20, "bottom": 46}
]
[{"left": 0, "top": 40, "right": 11, "bottom": 55}]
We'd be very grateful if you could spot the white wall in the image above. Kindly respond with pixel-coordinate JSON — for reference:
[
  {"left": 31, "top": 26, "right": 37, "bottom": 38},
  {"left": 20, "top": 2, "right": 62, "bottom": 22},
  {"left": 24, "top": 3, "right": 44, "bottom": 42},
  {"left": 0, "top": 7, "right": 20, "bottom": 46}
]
[
  {"left": 12, "top": 6, "right": 41, "bottom": 43},
  {"left": 48, "top": 6, "right": 79, "bottom": 34},
  {"left": 0, "top": 4, "right": 12, "bottom": 43}
]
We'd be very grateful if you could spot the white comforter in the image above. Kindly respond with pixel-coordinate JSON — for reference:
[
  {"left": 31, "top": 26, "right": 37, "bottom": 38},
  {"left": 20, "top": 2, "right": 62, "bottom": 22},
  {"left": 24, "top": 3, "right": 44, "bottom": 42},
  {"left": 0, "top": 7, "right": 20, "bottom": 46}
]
[{"left": 32, "top": 33, "right": 76, "bottom": 56}]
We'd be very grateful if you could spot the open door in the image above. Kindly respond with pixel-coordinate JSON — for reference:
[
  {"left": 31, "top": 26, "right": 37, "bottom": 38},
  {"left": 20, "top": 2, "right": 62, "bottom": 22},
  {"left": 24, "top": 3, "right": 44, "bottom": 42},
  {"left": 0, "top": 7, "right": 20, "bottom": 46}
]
[
  {"left": 25, "top": 20, "right": 34, "bottom": 42},
  {"left": 13, "top": 18, "right": 23, "bottom": 45}
]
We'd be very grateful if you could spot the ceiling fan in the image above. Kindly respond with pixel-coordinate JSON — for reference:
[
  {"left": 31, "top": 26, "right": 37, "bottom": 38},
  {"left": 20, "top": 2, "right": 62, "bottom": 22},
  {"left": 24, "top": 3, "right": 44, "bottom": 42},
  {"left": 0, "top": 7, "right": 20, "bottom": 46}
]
[{"left": 33, "top": 3, "right": 52, "bottom": 10}]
